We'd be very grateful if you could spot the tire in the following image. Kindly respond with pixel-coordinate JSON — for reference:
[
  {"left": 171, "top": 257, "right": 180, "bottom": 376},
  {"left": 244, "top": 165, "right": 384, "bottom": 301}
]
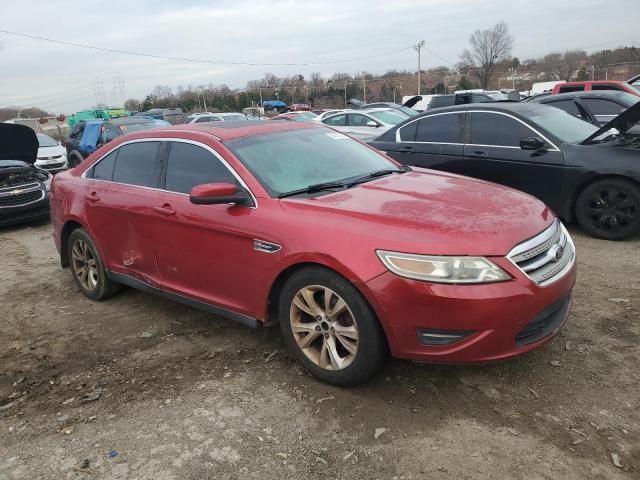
[
  {"left": 575, "top": 178, "right": 640, "bottom": 240},
  {"left": 67, "top": 228, "right": 121, "bottom": 300},
  {"left": 279, "top": 267, "right": 387, "bottom": 387}
]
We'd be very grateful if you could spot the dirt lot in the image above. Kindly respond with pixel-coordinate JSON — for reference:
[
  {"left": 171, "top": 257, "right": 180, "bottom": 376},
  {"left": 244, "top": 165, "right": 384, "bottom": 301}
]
[{"left": 0, "top": 221, "right": 638, "bottom": 480}]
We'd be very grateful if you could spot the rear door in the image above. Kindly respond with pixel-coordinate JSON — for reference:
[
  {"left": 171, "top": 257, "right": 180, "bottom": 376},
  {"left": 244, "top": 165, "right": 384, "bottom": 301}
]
[
  {"left": 83, "top": 140, "right": 165, "bottom": 284},
  {"left": 386, "top": 112, "right": 465, "bottom": 170},
  {"left": 463, "top": 111, "right": 565, "bottom": 211}
]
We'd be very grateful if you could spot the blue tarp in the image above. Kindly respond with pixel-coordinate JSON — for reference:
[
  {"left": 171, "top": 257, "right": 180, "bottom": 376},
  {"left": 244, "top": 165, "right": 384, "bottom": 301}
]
[
  {"left": 79, "top": 120, "right": 103, "bottom": 154},
  {"left": 262, "top": 100, "right": 287, "bottom": 108}
]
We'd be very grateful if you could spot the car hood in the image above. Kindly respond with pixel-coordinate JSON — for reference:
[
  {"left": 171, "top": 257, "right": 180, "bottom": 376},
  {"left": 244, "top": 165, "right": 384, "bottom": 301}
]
[
  {"left": 0, "top": 123, "right": 38, "bottom": 164},
  {"left": 402, "top": 96, "right": 422, "bottom": 108},
  {"left": 582, "top": 101, "right": 640, "bottom": 144},
  {"left": 281, "top": 169, "right": 555, "bottom": 256},
  {"left": 37, "top": 145, "right": 66, "bottom": 158}
]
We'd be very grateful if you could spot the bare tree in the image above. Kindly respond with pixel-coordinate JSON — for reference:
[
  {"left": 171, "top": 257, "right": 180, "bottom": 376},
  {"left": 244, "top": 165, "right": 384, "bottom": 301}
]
[
  {"left": 460, "top": 21, "right": 513, "bottom": 89},
  {"left": 542, "top": 50, "right": 588, "bottom": 81},
  {"left": 124, "top": 98, "right": 140, "bottom": 111}
]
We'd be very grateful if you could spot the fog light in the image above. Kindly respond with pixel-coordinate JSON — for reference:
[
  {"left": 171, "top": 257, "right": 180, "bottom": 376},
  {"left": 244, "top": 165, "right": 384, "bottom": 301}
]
[{"left": 417, "top": 329, "right": 473, "bottom": 346}]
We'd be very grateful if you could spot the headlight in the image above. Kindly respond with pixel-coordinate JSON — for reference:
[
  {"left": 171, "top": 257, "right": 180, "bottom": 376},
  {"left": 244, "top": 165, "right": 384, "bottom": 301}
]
[
  {"left": 43, "top": 174, "right": 52, "bottom": 192},
  {"left": 376, "top": 250, "right": 510, "bottom": 284}
]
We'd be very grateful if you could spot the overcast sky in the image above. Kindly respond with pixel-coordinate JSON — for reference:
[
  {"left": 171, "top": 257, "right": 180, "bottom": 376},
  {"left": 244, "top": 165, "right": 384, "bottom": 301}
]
[{"left": 1, "top": 0, "right": 639, "bottom": 113}]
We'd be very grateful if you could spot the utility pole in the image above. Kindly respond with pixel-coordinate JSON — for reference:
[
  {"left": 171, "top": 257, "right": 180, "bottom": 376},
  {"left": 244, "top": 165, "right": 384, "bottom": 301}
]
[
  {"left": 414, "top": 40, "right": 425, "bottom": 96},
  {"left": 362, "top": 73, "right": 367, "bottom": 102},
  {"left": 393, "top": 85, "right": 402, "bottom": 104}
]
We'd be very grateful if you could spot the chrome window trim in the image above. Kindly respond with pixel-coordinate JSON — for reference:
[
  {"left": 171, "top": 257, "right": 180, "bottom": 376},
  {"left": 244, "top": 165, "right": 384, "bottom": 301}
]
[
  {"left": 80, "top": 137, "right": 258, "bottom": 209},
  {"left": 396, "top": 110, "right": 560, "bottom": 151}
]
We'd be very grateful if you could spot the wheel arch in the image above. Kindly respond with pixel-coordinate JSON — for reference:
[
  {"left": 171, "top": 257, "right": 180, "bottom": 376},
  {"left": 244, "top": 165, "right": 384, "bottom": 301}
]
[
  {"left": 265, "top": 261, "right": 392, "bottom": 351},
  {"left": 59, "top": 219, "right": 85, "bottom": 267}
]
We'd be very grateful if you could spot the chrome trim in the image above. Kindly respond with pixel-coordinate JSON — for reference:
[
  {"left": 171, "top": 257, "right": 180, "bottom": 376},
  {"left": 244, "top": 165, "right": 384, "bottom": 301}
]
[
  {"left": 0, "top": 182, "right": 40, "bottom": 193},
  {"left": 253, "top": 239, "right": 281, "bottom": 253},
  {"left": 81, "top": 137, "right": 258, "bottom": 209},
  {"left": 395, "top": 110, "right": 560, "bottom": 151},
  {"left": 507, "top": 220, "right": 576, "bottom": 287},
  {"left": 0, "top": 188, "right": 45, "bottom": 208}
]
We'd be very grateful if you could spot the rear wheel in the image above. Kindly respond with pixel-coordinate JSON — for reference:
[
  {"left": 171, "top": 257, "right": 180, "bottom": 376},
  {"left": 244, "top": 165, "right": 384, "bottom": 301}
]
[
  {"left": 279, "top": 267, "right": 387, "bottom": 386},
  {"left": 576, "top": 178, "right": 640, "bottom": 240},
  {"left": 68, "top": 228, "right": 121, "bottom": 300}
]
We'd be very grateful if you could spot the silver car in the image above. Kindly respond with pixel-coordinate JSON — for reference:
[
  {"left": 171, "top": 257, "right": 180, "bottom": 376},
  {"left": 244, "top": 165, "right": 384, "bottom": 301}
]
[
  {"left": 185, "top": 112, "right": 248, "bottom": 124},
  {"left": 320, "top": 108, "right": 407, "bottom": 141}
]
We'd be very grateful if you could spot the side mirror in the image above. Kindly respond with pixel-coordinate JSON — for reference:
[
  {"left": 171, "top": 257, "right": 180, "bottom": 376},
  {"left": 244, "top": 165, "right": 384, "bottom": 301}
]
[
  {"left": 366, "top": 120, "right": 379, "bottom": 128},
  {"left": 520, "top": 137, "right": 546, "bottom": 151},
  {"left": 190, "top": 183, "right": 249, "bottom": 206}
]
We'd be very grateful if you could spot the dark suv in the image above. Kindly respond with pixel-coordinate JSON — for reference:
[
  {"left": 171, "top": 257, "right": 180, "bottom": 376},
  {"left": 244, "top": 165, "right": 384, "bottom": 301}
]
[{"left": 65, "top": 117, "right": 169, "bottom": 167}]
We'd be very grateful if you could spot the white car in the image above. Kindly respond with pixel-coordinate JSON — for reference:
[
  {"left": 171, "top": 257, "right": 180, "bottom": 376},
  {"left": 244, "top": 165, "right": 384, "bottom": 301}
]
[
  {"left": 35, "top": 133, "right": 68, "bottom": 172},
  {"left": 314, "top": 109, "right": 347, "bottom": 122},
  {"left": 320, "top": 108, "right": 407, "bottom": 141},
  {"left": 184, "top": 112, "right": 248, "bottom": 124}
]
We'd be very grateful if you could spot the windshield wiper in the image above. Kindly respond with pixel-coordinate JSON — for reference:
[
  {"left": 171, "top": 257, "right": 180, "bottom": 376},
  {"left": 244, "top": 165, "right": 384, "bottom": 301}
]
[
  {"left": 346, "top": 167, "right": 409, "bottom": 187},
  {"left": 277, "top": 181, "right": 347, "bottom": 198}
]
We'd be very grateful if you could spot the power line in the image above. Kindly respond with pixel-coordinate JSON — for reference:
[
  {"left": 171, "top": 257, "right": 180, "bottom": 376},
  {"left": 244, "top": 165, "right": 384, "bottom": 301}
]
[{"left": 0, "top": 29, "right": 413, "bottom": 66}]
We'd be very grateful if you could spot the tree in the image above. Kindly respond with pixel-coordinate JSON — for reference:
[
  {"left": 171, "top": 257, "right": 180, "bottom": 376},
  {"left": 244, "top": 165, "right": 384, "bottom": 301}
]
[
  {"left": 543, "top": 50, "right": 588, "bottom": 81},
  {"left": 459, "top": 21, "right": 513, "bottom": 89},
  {"left": 576, "top": 65, "right": 589, "bottom": 81},
  {"left": 511, "top": 57, "right": 520, "bottom": 70},
  {"left": 456, "top": 76, "right": 475, "bottom": 90},
  {"left": 124, "top": 98, "right": 140, "bottom": 111}
]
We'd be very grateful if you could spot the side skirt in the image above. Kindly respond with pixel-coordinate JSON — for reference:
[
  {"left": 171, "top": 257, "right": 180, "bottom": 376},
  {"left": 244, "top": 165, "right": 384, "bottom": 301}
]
[{"left": 108, "top": 272, "right": 260, "bottom": 329}]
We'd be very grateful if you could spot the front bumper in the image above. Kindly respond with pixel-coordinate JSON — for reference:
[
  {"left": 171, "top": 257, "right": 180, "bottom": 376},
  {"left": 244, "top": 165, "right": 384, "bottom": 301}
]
[
  {"left": 0, "top": 192, "right": 50, "bottom": 227},
  {"left": 362, "top": 256, "right": 577, "bottom": 363}
]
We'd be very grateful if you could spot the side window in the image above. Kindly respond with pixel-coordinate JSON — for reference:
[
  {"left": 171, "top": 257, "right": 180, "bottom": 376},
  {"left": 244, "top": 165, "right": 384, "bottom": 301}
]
[
  {"left": 101, "top": 124, "right": 119, "bottom": 144},
  {"left": 581, "top": 98, "right": 627, "bottom": 116},
  {"left": 91, "top": 150, "right": 118, "bottom": 180},
  {"left": 398, "top": 121, "right": 418, "bottom": 141},
  {"left": 592, "top": 84, "right": 623, "bottom": 92},
  {"left": 558, "top": 85, "right": 585, "bottom": 93},
  {"left": 547, "top": 99, "right": 582, "bottom": 118},
  {"left": 416, "top": 113, "right": 465, "bottom": 143},
  {"left": 112, "top": 142, "right": 161, "bottom": 187},
  {"left": 195, "top": 116, "right": 210, "bottom": 123},
  {"left": 165, "top": 142, "right": 236, "bottom": 194},
  {"left": 323, "top": 114, "right": 346, "bottom": 126},
  {"left": 470, "top": 113, "right": 534, "bottom": 147},
  {"left": 348, "top": 114, "right": 372, "bottom": 127}
]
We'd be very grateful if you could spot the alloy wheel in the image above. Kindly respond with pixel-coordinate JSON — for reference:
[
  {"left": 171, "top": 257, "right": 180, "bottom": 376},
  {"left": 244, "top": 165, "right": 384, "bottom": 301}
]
[
  {"left": 71, "top": 239, "right": 99, "bottom": 291},
  {"left": 289, "top": 285, "right": 359, "bottom": 371},
  {"left": 585, "top": 187, "right": 637, "bottom": 234}
]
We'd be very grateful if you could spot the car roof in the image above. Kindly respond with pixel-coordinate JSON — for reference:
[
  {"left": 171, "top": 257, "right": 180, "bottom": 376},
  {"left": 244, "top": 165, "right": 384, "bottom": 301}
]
[
  {"left": 537, "top": 91, "right": 635, "bottom": 102},
  {"left": 152, "top": 120, "right": 320, "bottom": 141},
  {"left": 108, "top": 116, "right": 159, "bottom": 126},
  {"left": 424, "top": 102, "right": 548, "bottom": 116}
]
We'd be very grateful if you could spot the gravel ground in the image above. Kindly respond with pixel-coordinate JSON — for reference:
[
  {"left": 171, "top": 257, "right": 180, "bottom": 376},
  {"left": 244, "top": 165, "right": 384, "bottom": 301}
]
[{"left": 0, "top": 220, "right": 638, "bottom": 479}]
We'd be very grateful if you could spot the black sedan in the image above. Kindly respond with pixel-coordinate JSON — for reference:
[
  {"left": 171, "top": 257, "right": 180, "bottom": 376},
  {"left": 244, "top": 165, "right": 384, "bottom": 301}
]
[
  {"left": 528, "top": 90, "right": 639, "bottom": 134},
  {"left": 370, "top": 102, "right": 640, "bottom": 240}
]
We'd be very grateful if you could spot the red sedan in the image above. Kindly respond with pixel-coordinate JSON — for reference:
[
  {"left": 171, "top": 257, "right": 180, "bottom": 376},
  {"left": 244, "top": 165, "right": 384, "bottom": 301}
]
[{"left": 50, "top": 121, "right": 576, "bottom": 386}]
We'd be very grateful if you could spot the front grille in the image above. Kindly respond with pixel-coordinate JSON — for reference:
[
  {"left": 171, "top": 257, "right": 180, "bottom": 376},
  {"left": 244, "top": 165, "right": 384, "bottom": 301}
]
[
  {"left": 0, "top": 189, "right": 44, "bottom": 207},
  {"left": 508, "top": 220, "right": 575, "bottom": 287},
  {"left": 515, "top": 296, "right": 571, "bottom": 346},
  {"left": 41, "top": 161, "right": 66, "bottom": 170},
  {"left": 37, "top": 154, "right": 63, "bottom": 160}
]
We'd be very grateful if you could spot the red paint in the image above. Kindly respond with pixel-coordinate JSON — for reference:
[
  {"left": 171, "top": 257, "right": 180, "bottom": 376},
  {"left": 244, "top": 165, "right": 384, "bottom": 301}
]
[
  {"left": 50, "top": 122, "right": 576, "bottom": 363},
  {"left": 552, "top": 80, "right": 639, "bottom": 96},
  {"left": 191, "top": 182, "right": 237, "bottom": 198}
]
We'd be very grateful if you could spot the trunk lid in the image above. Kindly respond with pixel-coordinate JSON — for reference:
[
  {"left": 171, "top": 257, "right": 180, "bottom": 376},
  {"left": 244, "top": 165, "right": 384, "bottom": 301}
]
[{"left": 582, "top": 101, "right": 640, "bottom": 144}]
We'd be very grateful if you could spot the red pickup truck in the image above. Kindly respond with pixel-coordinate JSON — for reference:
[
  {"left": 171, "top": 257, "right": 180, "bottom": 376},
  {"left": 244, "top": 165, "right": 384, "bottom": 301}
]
[{"left": 552, "top": 80, "right": 639, "bottom": 96}]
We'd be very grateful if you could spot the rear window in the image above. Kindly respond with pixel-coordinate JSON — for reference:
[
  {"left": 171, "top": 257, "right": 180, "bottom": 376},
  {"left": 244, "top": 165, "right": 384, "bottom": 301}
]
[
  {"left": 416, "top": 113, "right": 465, "bottom": 143},
  {"left": 592, "top": 84, "right": 623, "bottom": 92},
  {"left": 558, "top": 85, "right": 585, "bottom": 93},
  {"left": 582, "top": 98, "right": 628, "bottom": 116}
]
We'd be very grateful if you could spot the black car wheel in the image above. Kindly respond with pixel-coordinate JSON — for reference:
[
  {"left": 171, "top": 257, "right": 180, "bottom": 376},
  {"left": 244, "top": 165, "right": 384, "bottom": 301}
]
[
  {"left": 279, "top": 267, "right": 387, "bottom": 387},
  {"left": 68, "top": 228, "right": 121, "bottom": 300},
  {"left": 576, "top": 179, "right": 640, "bottom": 240}
]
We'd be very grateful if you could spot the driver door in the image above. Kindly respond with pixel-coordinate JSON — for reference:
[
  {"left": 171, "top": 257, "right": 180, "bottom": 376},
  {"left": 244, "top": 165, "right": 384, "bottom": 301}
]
[{"left": 463, "top": 111, "right": 565, "bottom": 213}]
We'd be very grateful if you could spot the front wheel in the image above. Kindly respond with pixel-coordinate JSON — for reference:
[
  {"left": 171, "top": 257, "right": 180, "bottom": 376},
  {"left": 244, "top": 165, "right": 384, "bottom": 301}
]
[
  {"left": 575, "top": 178, "right": 640, "bottom": 240},
  {"left": 279, "top": 267, "right": 387, "bottom": 387}
]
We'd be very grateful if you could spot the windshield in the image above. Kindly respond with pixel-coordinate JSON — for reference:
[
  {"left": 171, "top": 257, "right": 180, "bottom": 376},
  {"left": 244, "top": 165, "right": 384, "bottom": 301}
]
[
  {"left": 299, "top": 111, "right": 318, "bottom": 118},
  {"left": 226, "top": 127, "right": 396, "bottom": 196},
  {"left": 399, "top": 106, "right": 418, "bottom": 116},
  {"left": 368, "top": 110, "right": 406, "bottom": 125},
  {"left": 118, "top": 120, "right": 170, "bottom": 134},
  {"left": 36, "top": 134, "right": 58, "bottom": 147},
  {"left": 525, "top": 107, "right": 599, "bottom": 143}
]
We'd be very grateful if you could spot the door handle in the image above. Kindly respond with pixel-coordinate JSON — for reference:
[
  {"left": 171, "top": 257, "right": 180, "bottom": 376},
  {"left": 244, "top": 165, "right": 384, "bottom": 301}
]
[
  {"left": 470, "top": 150, "right": 488, "bottom": 157},
  {"left": 400, "top": 145, "right": 414, "bottom": 153},
  {"left": 85, "top": 192, "right": 100, "bottom": 202},
  {"left": 153, "top": 205, "right": 176, "bottom": 216}
]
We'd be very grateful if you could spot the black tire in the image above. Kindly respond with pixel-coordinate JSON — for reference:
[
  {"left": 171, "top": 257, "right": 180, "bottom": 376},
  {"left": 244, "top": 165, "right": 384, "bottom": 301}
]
[
  {"left": 67, "top": 228, "right": 121, "bottom": 300},
  {"left": 575, "top": 178, "right": 640, "bottom": 240},
  {"left": 279, "top": 267, "right": 387, "bottom": 387}
]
